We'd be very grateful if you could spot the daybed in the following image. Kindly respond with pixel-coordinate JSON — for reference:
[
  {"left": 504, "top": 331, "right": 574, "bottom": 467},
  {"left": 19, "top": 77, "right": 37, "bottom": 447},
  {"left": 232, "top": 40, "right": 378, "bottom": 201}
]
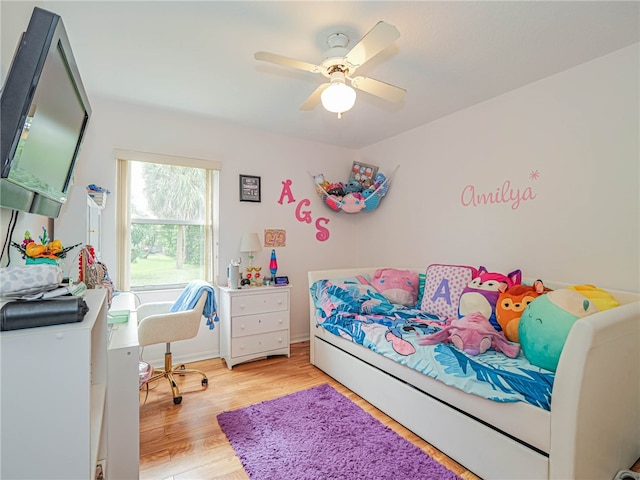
[{"left": 308, "top": 267, "right": 640, "bottom": 480}]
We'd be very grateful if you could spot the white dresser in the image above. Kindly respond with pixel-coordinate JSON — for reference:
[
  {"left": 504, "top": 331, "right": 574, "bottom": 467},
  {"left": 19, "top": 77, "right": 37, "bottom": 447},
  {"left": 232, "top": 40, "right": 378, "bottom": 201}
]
[{"left": 218, "top": 285, "right": 291, "bottom": 369}]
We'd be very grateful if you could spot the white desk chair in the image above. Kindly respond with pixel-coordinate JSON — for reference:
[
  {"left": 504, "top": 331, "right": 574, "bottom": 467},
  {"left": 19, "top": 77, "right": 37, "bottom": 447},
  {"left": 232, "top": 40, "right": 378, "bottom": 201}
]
[{"left": 137, "top": 290, "right": 209, "bottom": 405}]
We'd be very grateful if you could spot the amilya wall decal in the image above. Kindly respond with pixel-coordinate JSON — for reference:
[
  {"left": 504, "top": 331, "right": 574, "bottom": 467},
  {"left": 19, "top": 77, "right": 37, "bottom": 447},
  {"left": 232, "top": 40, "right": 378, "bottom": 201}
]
[
  {"left": 460, "top": 171, "right": 539, "bottom": 210},
  {"left": 278, "top": 179, "right": 330, "bottom": 242}
]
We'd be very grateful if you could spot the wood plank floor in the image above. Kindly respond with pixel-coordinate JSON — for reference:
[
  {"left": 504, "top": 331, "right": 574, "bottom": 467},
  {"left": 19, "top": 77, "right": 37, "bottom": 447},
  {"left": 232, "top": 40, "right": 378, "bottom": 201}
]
[{"left": 139, "top": 341, "right": 640, "bottom": 480}]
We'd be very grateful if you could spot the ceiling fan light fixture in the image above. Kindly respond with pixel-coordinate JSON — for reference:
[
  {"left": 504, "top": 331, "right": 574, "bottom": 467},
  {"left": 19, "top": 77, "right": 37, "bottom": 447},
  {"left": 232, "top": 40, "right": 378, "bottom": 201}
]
[
  {"left": 255, "top": 21, "right": 403, "bottom": 115},
  {"left": 321, "top": 72, "right": 356, "bottom": 116}
]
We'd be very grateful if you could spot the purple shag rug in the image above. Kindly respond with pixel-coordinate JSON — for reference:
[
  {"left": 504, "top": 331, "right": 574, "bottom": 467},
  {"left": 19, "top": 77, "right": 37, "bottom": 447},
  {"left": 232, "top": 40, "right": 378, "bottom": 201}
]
[{"left": 217, "top": 384, "right": 462, "bottom": 480}]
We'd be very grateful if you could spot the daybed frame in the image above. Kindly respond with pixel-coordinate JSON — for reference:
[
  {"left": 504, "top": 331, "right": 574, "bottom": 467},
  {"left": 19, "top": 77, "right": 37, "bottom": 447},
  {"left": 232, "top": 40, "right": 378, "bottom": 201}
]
[{"left": 308, "top": 267, "right": 640, "bottom": 480}]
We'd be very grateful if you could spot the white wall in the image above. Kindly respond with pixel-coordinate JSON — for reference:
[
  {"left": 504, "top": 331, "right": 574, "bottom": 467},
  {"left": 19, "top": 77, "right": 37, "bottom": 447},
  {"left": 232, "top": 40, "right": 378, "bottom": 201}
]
[
  {"left": 55, "top": 97, "right": 359, "bottom": 348},
  {"left": 356, "top": 44, "right": 640, "bottom": 292},
  {"left": 2, "top": 36, "right": 637, "bottom": 364}
]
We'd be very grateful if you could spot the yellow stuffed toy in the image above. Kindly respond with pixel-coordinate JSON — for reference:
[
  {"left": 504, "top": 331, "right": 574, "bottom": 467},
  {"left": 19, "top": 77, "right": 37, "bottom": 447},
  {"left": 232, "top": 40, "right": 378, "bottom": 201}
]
[{"left": 567, "top": 284, "right": 619, "bottom": 311}]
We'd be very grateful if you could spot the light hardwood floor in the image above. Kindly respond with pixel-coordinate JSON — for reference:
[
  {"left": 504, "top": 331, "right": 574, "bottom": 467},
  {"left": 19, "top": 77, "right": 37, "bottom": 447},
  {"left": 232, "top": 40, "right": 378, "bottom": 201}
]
[{"left": 139, "top": 341, "right": 640, "bottom": 480}]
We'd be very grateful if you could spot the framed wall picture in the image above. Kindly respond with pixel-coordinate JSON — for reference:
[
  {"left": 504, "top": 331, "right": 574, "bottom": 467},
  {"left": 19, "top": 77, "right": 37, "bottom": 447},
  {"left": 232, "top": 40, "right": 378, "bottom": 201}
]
[
  {"left": 239, "top": 175, "right": 261, "bottom": 202},
  {"left": 349, "top": 161, "right": 379, "bottom": 188}
]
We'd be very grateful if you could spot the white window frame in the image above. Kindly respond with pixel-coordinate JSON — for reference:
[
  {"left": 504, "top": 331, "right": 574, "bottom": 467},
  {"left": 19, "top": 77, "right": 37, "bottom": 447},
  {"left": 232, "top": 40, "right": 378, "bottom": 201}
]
[{"left": 115, "top": 149, "right": 220, "bottom": 291}]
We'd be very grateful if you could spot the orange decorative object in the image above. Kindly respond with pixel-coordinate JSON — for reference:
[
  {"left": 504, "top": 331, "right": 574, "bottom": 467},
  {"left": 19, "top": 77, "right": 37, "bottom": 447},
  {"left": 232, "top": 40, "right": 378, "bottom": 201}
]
[
  {"left": 13, "top": 229, "right": 78, "bottom": 261},
  {"left": 26, "top": 243, "right": 47, "bottom": 258},
  {"left": 24, "top": 240, "right": 63, "bottom": 259},
  {"left": 47, "top": 240, "right": 63, "bottom": 255}
]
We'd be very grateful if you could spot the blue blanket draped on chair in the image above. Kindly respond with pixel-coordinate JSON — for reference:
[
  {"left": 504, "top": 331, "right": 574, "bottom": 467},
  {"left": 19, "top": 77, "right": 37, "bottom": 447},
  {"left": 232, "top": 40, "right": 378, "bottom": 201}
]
[{"left": 170, "top": 280, "right": 219, "bottom": 330}]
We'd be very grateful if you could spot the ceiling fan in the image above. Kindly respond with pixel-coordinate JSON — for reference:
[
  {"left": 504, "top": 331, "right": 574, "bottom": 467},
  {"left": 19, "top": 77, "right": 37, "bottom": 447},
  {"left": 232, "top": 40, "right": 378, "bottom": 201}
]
[{"left": 254, "top": 21, "right": 406, "bottom": 118}]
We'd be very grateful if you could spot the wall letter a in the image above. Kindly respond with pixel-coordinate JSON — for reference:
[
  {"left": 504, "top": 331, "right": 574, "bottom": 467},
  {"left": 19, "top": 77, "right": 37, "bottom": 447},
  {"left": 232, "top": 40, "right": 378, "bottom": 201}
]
[
  {"left": 278, "top": 179, "right": 295, "bottom": 205},
  {"left": 431, "top": 279, "right": 452, "bottom": 305}
]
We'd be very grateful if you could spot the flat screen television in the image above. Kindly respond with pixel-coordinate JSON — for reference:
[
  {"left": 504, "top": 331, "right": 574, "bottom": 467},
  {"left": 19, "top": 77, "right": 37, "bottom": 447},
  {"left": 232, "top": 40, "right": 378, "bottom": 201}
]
[{"left": 0, "top": 7, "right": 91, "bottom": 218}]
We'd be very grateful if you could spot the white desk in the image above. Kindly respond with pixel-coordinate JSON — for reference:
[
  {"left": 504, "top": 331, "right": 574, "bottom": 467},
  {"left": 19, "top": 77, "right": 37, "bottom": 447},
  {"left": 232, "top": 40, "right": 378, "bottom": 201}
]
[
  {"left": 107, "top": 292, "right": 140, "bottom": 480},
  {"left": 0, "top": 290, "right": 108, "bottom": 480}
]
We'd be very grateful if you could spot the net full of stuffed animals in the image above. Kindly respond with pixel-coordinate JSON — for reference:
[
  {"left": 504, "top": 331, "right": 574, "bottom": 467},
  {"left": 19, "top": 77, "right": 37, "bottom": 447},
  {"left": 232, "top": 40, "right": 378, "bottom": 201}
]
[{"left": 309, "top": 165, "right": 398, "bottom": 213}]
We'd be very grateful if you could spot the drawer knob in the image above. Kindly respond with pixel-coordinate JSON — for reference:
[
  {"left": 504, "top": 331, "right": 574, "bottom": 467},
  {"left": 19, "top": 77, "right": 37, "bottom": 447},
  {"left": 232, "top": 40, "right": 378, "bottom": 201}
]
[
  {"left": 277, "top": 300, "right": 282, "bottom": 305},
  {"left": 240, "top": 304, "right": 245, "bottom": 309},
  {"left": 240, "top": 324, "right": 245, "bottom": 330}
]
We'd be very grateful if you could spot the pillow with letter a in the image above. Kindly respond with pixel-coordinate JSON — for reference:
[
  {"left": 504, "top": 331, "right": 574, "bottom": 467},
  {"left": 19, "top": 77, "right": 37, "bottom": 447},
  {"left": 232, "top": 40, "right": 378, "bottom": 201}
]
[{"left": 421, "top": 264, "right": 478, "bottom": 320}]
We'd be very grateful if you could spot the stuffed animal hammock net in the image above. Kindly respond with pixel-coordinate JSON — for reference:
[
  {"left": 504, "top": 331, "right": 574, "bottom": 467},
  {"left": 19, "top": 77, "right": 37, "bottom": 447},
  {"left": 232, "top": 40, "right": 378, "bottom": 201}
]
[{"left": 309, "top": 165, "right": 398, "bottom": 214}]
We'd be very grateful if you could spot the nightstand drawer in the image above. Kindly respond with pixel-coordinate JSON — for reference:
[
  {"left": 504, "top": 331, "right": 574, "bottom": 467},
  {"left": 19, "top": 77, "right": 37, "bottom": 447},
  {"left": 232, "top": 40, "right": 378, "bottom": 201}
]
[
  {"left": 231, "top": 291, "right": 289, "bottom": 316},
  {"left": 232, "top": 311, "right": 289, "bottom": 338},
  {"left": 231, "top": 330, "right": 288, "bottom": 357}
]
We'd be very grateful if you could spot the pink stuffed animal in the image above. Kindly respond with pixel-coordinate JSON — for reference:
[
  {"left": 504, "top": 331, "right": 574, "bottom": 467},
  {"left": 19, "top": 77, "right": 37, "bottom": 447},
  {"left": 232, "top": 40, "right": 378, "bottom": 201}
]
[
  {"left": 338, "top": 193, "right": 365, "bottom": 213},
  {"left": 370, "top": 268, "right": 419, "bottom": 306},
  {"left": 418, "top": 312, "right": 520, "bottom": 357},
  {"left": 458, "top": 266, "right": 522, "bottom": 331}
]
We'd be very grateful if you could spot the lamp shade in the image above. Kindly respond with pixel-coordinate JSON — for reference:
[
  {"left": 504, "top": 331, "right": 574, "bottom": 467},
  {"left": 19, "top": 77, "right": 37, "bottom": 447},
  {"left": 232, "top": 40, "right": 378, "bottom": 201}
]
[
  {"left": 239, "top": 232, "right": 262, "bottom": 253},
  {"left": 321, "top": 82, "right": 356, "bottom": 114}
]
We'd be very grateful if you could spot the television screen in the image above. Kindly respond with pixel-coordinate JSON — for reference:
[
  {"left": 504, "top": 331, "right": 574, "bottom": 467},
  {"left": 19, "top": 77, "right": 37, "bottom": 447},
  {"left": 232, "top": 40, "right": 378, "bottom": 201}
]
[
  {"left": 8, "top": 41, "right": 86, "bottom": 202},
  {"left": 0, "top": 7, "right": 91, "bottom": 218}
]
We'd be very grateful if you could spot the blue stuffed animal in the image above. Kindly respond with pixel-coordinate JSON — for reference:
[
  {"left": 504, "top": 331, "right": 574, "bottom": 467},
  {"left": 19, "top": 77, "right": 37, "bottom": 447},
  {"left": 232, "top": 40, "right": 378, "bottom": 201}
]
[
  {"left": 362, "top": 188, "right": 380, "bottom": 211},
  {"left": 344, "top": 180, "right": 363, "bottom": 194},
  {"left": 373, "top": 173, "right": 389, "bottom": 196},
  {"left": 519, "top": 289, "right": 598, "bottom": 371}
]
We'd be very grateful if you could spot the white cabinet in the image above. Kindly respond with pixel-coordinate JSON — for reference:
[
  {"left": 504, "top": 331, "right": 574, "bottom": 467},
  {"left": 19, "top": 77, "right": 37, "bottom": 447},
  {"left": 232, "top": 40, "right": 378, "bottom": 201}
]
[
  {"left": 0, "top": 290, "right": 108, "bottom": 480},
  {"left": 87, "top": 195, "right": 103, "bottom": 258},
  {"left": 219, "top": 286, "right": 291, "bottom": 369}
]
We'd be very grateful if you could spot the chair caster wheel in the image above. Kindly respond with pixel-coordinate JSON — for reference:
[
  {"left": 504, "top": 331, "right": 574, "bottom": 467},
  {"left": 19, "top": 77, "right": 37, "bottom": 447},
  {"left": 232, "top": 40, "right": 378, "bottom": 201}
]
[
  {"left": 202, "top": 378, "right": 208, "bottom": 387},
  {"left": 173, "top": 396, "right": 182, "bottom": 405}
]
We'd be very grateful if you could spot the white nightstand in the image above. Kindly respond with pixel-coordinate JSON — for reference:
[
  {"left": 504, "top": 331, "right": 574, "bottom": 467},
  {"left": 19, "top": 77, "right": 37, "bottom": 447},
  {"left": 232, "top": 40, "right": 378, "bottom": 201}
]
[{"left": 218, "top": 285, "right": 291, "bottom": 369}]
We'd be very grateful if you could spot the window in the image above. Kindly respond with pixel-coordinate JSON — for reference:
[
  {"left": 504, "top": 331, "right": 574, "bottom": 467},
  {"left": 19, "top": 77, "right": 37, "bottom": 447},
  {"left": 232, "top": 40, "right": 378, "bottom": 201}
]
[{"left": 116, "top": 150, "right": 219, "bottom": 291}]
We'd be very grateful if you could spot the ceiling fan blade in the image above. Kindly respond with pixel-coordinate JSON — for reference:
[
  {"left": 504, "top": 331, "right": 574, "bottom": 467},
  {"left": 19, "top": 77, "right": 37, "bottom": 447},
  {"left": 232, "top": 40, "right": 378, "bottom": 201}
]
[
  {"left": 299, "top": 84, "right": 329, "bottom": 111},
  {"left": 350, "top": 76, "right": 406, "bottom": 103},
  {"left": 344, "top": 21, "right": 400, "bottom": 70},
  {"left": 254, "top": 51, "right": 321, "bottom": 74}
]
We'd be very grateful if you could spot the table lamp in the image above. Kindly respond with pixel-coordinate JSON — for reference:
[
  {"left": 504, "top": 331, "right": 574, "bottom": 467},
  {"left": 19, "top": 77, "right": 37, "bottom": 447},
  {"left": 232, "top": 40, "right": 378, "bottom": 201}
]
[
  {"left": 239, "top": 232, "right": 262, "bottom": 268},
  {"left": 269, "top": 249, "right": 278, "bottom": 280}
]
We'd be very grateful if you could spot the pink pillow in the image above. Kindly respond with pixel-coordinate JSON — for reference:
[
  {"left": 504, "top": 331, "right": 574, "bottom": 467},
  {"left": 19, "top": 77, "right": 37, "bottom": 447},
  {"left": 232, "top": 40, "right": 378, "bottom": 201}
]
[
  {"left": 421, "top": 264, "right": 478, "bottom": 319},
  {"left": 370, "top": 268, "right": 419, "bottom": 306}
]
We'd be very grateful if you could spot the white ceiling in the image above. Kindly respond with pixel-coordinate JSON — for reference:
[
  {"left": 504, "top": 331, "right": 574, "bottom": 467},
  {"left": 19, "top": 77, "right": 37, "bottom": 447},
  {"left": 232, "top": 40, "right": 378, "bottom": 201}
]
[{"left": 2, "top": 1, "right": 639, "bottom": 149}]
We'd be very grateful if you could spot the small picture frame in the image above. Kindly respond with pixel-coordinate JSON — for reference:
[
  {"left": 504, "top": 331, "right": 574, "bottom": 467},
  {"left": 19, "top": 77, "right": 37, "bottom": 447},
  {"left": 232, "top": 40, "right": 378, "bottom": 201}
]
[{"left": 239, "top": 175, "right": 261, "bottom": 202}]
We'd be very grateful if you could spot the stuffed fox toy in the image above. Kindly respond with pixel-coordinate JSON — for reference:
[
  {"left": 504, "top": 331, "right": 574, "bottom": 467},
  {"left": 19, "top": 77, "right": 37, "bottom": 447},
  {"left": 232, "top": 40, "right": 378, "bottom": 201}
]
[
  {"left": 458, "top": 266, "right": 522, "bottom": 331},
  {"left": 496, "top": 280, "right": 551, "bottom": 342}
]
